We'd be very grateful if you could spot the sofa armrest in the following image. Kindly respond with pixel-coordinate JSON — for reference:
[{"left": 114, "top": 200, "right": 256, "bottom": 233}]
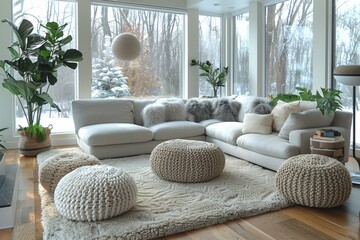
[
  {"left": 289, "top": 126, "right": 350, "bottom": 162},
  {"left": 288, "top": 129, "right": 317, "bottom": 154}
]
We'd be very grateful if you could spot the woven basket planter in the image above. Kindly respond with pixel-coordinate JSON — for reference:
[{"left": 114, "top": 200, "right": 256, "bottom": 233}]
[
  {"left": 276, "top": 154, "right": 352, "bottom": 208},
  {"left": 150, "top": 139, "right": 225, "bottom": 183}
]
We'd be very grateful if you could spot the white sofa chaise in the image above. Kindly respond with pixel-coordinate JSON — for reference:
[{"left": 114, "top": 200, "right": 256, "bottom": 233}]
[{"left": 72, "top": 97, "right": 351, "bottom": 171}]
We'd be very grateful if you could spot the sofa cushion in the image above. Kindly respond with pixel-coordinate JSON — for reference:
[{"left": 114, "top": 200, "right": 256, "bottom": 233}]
[
  {"left": 271, "top": 100, "right": 300, "bottom": 132},
  {"left": 235, "top": 95, "right": 271, "bottom": 122},
  {"left": 150, "top": 121, "right": 205, "bottom": 140},
  {"left": 279, "top": 109, "right": 334, "bottom": 140},
  {"left": 142, "top": 103, "right": 166, "bottom": 127},
  {"left": 133, "top": 99, "right": 156, "bottom": 126},
  {"left": 156, "top": 98, "right": 187, "bottom": 121},
  {"left": 198, "top": 119, "right": 222, "bottom": 127},
  {"left": 236, "top": 133, "right": 299, "bottom": 159},
  {"left": 211, "top": 98, "right": 241, "bottom": 121},
  {"left": 242, "top": 113, "right": 273, "bottom": 134},
  {"left": 185, "top": 98, "right": 212, "bottom": 122},
  {"left": 72, "top": 99, "right": 134, "bottom": 134},
  {"left": 206, "top": 122, "right": 243, "bottom": 145},
  {"left": 300, "top": 100, "right": 317, "bottom": 111},
  {"left": 78, "top": 123, "right": 153, "bottom": 146}
]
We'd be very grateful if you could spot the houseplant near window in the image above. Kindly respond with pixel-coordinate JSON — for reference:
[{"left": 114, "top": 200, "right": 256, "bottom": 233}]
[
  {"left": 190, "top": 59, "right": 229, "bottom": 97},
  {"left": 270, "top": 87, "right": 343, "bottom": 116},
  {"left": 0, "top": 19, "right": 83, "bottom": 156}
]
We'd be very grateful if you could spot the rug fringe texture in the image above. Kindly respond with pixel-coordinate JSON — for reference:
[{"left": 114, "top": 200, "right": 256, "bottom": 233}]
[{"left": 37, "top": 148, "right": 291, "bottom": 240}]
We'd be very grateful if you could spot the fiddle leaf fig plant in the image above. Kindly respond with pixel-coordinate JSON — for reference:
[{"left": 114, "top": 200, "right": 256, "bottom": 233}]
[
  {"left": 0, "top": 18, "right": 83, "bottom": 142},
  {"left": 190, "top": 59, "right": 229, "bottom": 97}
]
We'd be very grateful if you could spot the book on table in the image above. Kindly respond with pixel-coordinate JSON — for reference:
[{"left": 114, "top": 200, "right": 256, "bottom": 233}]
[
  {"left": 315, "top": 129, "right": 341, "bottom": 137},
  {"left": 312, "top": 135, "right": 343, "bottom": 142}
]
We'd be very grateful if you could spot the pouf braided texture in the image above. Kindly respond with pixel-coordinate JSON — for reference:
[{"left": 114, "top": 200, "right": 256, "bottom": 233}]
[
  {"left": 54, "top": 165, "right": 137, "bottom": 222},
  {"left": 39, "top": 152, "right": 100, "bottom": 193},
  {"left": 276, "top": 154, "right": 352, "bottom": 208},
  {"left": 150, "top": 139, "right": 225, "bottom": 182}
]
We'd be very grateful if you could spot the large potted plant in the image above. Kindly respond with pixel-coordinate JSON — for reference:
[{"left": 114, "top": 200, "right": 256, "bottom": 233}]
[
  {"left": 0, "top": 19, "right": 83, "bottom": 156},
  {"left": 190, "top": 59, "right": 229, "bottom": 97}
]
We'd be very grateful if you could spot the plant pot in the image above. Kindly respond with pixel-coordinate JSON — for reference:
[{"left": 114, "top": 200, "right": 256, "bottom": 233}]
[{"left": 18, "top": 128, "right": 51, "bottom": 157}]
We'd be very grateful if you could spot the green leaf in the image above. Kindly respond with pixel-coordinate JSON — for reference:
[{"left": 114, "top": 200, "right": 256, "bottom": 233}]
[
  {"left": 18, "top": 19, "right": 34, "bottom": 41},
  {"left": 63, "top": 61, "right": 77, "bottom": 69},
  {"left": 8, "top": 46, "right": 20, "bottom": 59},
  {"left": 60, "top": 35, "right": 72, "bottom": 45},
  {"left": 62, "top": 49, "right": 83, "bottom": 62},
  {"left": 27, "top": 33, "right": 45, "bottom": 50}
]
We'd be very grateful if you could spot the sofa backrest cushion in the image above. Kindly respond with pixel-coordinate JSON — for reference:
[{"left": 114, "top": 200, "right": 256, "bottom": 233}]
[
  {"left": 279, "top": 109, "right": 334, "bottom": 140},
  {"left": 133, "top": 99, "right": 156, "bottom": 126},
  {"left": 211, "top": 98, "right": 241, "bottom": 122},
  {"left": 185, "top": 98, "right": 212, "bottom": 122},
  {"left": 235, "top": 95, "right": 271, "bottom": 122},
  {"left": 72, "top": 99, "right": 134, "bottom": 134},
  {"left": 142, "top": 103, "right": 166, "bottom": 127}
]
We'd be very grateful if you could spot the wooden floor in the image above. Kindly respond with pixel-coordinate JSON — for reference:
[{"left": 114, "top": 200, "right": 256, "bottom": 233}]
[{"left": 0, "top": 149, "right": 359, "bottom": 240}]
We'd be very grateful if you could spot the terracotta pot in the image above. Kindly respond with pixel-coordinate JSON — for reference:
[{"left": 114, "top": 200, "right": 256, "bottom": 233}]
[{"left": 18, "top": 128, "right": 51, "bottom": 157}]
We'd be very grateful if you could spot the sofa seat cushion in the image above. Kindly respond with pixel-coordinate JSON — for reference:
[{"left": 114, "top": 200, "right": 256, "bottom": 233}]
[
  {"left": 78, "top": 123, "right": 153, "bottom": 147},
  {"left": 206, "top": 122, "right": 243, "bottom": 145},
  {"left": 150, "top": 121, "right": 205, "bottom": 140},
  {"left": 236, "top": 133, "right": 299, "bottom": 159}
]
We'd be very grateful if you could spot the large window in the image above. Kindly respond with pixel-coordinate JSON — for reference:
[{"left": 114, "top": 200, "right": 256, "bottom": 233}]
[
  {"left": 91, "top": 4, "right": 184, "bottom": 99},
  {"left": 265, "top": 0, "right": 313, "bottom": 96},
  {"left": 12, "top": 0, "right": 78, "bottom": 133},
  {"left": 334, "top": 0, "right": 360, "bottom": 146},
  {"left": 198, "top": 15, "right": 222, "bottom": 97},
  {"left": 233, "top": 12, "right": 249, "bottom": 95}
]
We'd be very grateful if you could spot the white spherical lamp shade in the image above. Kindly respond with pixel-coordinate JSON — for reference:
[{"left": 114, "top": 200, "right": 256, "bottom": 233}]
[{"left": 111, "top": 33, "right": 141, "bottom": 61}]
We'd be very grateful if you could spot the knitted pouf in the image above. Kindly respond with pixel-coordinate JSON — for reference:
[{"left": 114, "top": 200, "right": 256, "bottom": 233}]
[
  {"left": 150, "top": 139, "right": 225, "bottom": 182},
  {"left": 39, "top": 152, "right": 100, "bottom": 193},
  {"left": 54, "top": 165, "right": 137, "bottom": 222},
  {"left": 276, "top": 154, "right": 352, "bottom": 208}
]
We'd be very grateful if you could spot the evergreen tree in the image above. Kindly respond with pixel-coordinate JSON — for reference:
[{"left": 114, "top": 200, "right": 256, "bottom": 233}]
[{"left": 92, "top": 36, "right": 130, "bottom": 98}]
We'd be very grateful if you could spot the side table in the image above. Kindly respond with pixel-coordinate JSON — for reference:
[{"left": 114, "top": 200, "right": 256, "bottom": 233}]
[{"left": 310, "top": 137, "right": 345, "bottom": 163}]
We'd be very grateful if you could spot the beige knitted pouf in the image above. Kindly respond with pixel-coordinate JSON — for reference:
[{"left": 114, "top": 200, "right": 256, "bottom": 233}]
[
  {"left": 54, "top": 165, "right": 137, "bottom": 222},
  {"left": 276, "top": 154, "right": 352, "bottom": 208},
  {"left": 39, "top": 152, "right": 100, "bottom": 193},
  {"left": 150, "top": 139, "right": 225, "bottom": 182}
]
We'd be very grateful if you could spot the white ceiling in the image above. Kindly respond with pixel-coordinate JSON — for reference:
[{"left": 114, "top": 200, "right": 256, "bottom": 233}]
[{"left": 187, "top": 0, "right": 253, "bottom": 13}]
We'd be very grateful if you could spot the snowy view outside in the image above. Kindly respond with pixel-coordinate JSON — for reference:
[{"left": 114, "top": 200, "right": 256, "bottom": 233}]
[
  {"left": 335, "top": 0, "right": 360, "bottom": 147},
  {"left": 199, "top": 15, "right": 222, "bottom": 97},
  {"left": 233, "top": 12, "right": 249, "bottom": 95},
  {"left": 265, "top": 0, "right": 313, "bottom": 97},
  {"left": 91, "top": 4, "right": 185, "bottom": 99},
  {"left": 12, "top": 0, "right": 77, "bottom": 133}
]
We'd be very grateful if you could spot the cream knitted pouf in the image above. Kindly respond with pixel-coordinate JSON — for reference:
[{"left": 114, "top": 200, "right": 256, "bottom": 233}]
[
  {"left": 54, "top": 165, "right": 137, "bottom": 222},
  {"left": 150, "top": 139, "right": 225, "bottom": 182},
  {"left": 276, "top": 154, "right": 352, "bottom": 208},
  {"left": 39, "top": 152, "right": 100, "bottom": 193}
]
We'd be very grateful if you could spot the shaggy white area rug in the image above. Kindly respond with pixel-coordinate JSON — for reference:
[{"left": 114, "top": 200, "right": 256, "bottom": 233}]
[{"left": 37, "top": 148, "right": 291, "bottom": 240}]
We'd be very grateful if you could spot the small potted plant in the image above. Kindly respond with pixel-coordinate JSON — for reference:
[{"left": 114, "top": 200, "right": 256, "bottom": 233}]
[
  {"left": 190, "top": 59, "right": 229, "bottom": 97},
  {"left": 0, "top": 19, "right": 83, "bottom": 156}
]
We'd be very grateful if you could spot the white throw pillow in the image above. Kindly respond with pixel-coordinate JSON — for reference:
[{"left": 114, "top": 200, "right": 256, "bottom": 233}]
[
  {"left": 271, "top": 100, "right": 300, "bottom": 132},
  {"left": 279, "top": 109, "right": 334, "bottom": 140},
  {"left": 299, "top": 100, "right": 317, "bottom": 111},
  {"left": 242, "top": 113, "right": 273, "bottom": 134},
  {"left": 142, "top": 103, "right": 166, "bottom": 127}
]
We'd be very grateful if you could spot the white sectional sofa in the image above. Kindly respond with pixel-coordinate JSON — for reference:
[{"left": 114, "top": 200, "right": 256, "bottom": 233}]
[{"left": 72, "top": 96, "right": 351, "bottom": 171}]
